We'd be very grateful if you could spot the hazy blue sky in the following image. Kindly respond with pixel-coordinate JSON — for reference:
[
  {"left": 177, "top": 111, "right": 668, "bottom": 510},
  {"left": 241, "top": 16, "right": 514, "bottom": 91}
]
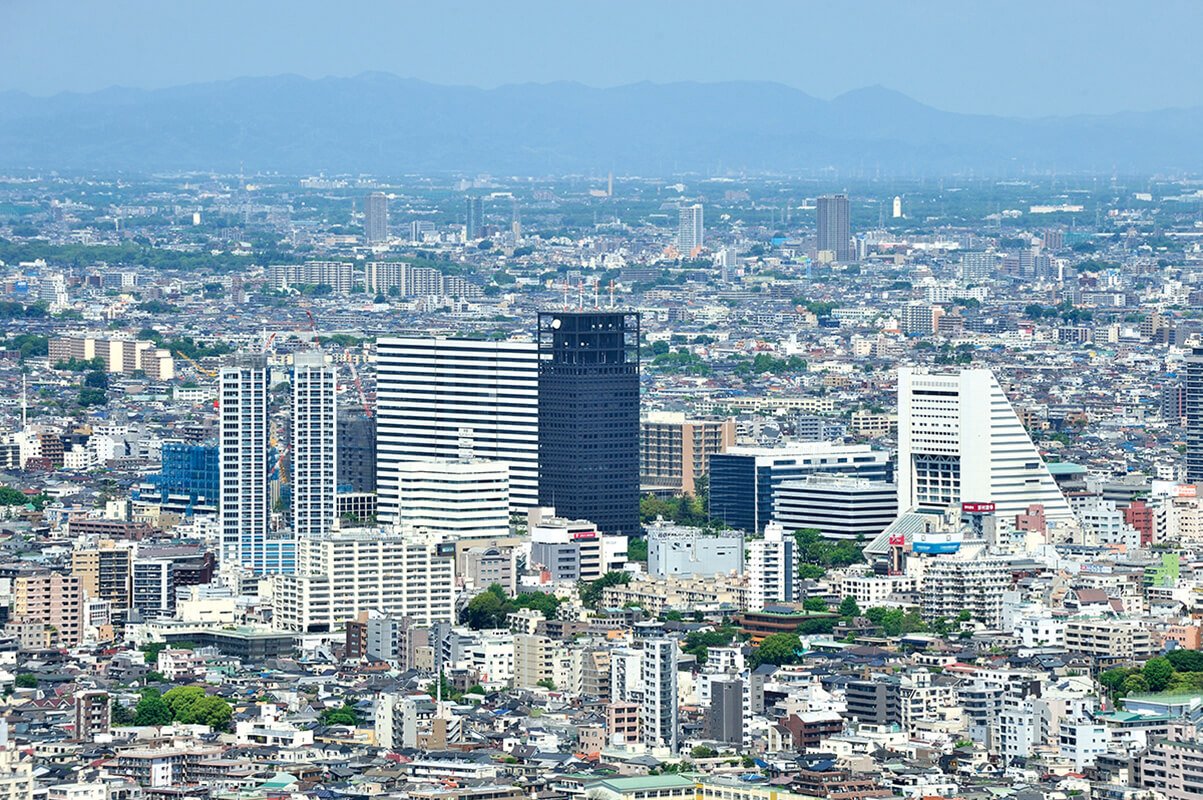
[{"left": 3, "top": 0, "right": 1201, "bottom": 117}]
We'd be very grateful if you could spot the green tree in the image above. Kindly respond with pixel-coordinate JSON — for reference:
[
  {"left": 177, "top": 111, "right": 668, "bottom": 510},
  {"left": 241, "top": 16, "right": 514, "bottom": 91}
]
[
  {"left": 1167, "top": 650, "right": 1203, "bottom": 672},
  {"left": 691, "top": 745, "right": 718, "bottom": 759},
  {"left": 111, "top": 702, "right": 136, "bottom": 726},
  {"left": 320, "top": 703, "right": 360, "bottom": 727},
  {"left": 536, "top": 678, "right": 557, "bottom": 691},
  {"left": 803, "top": 597, "right": 828, "bottom": 613},
  {"left": 162, "top": 686, "right": 205, "bottom": 721},
  {"left": 84, "top": 371, "right": 109, "bottom": 390},
  {"left": 627, "top": 538, "right": 648, "bottom": 562},
  {"left": 78, "top": 387, "right": 107, "bottom": 406},
  {"left": 463, "top": 591, "right": 507, "bottom": 630},
  {"left": 1144, "top": 657, "right": 1175, "bottom": 693},
  {"left": 191, "top": 696, "right": 233, "bottom": 730},
  {"left": 135, "top": 693, "right": 173, "bottom": 726},
  {"left": 0, "top": 487, "right": 28, "bottom": 506},
  {"left": 838, "top": 596, "right": 861, "bottom": 617},
  {"left": 14, "top": 673, "right": 36, "bottom": 688},
  {"left": 750, "top": 633, "right": 802, "bottom": 668},
  {"left": 1120, "top": 674, "right": 1149, "bottom": 697},
  {"left": 580, "top": 571, "right": 631, "bottom": 608},
  {"left": 510, "top": 590, "right": 561, "bottom": 619}
]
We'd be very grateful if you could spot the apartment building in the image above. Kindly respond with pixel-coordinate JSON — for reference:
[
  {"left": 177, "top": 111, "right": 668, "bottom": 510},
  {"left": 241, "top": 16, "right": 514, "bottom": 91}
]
[
  {"left": 272, "top": 527, "right": 454, "bottom": 633},
  {"left": 1064, "top": 618, "right": 1156, "bottom": 660},
  {"left": 639, "top": 412, "right": 734, "bottom": 495},
  {"left": 13, "top": 573, "right": 85, "bottom": 646}
]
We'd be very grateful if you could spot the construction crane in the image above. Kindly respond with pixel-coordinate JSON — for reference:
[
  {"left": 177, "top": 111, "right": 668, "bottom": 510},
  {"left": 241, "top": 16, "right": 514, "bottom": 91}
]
[
  {"left": 175, "top": 350, "right": 216, "bottom": 378},
  {"left": 346, "top": 354, "right": 372, "bottom": 418},
  {"left": 304, "top": 307, "right": 371, "bottom": 418}
]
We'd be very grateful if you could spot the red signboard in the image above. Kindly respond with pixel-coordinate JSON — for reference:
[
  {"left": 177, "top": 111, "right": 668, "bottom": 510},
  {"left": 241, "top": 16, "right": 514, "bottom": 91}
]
[
  {"left": 888, "top": 535, "right": 904, "bottom": 546},
  {"left": 572, "top": 531, "right": 597, "bottom": 540},
  {"left": 962, "top": 502, "right": 996, "bottom": 513}
]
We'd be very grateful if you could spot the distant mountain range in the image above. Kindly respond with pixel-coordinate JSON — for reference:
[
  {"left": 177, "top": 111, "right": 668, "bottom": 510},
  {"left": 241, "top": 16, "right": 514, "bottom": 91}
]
[{"left": 1, "top": 73, "right": 1201, "bottom": 176}]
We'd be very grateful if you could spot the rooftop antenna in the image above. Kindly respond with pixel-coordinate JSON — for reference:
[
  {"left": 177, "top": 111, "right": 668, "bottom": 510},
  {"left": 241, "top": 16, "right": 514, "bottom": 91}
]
[
  {"left": 21, "top": 374, "right": 27, "bottom": 428},
  {"left": 563, "top": 279, "right": 569, "bottom": 311},
  {"left": 594, "top": 278, "right": 600, "bottom": 309}
]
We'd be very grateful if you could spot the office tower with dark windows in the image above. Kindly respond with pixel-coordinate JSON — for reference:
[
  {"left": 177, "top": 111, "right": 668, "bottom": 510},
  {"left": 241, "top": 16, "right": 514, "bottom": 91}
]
[
  {"left": 678, "top": 203, "right": 703, "bottom": 256},
  {"left": 537, "top": 311, "right": 640, "bottom": 537},
  {"left": 292, "top": 350, "right": 337, "bottom": 539},
  {"left": 376, "top": 337, "right": 539, "bottom": 515},
  {"left": 337, "top": 413, "right": 376, "bottom": 494},
  {"left": 220, "top": 354, "right": 294, "bottom": 575},
  {"left": 365, "top": 191, "right": 388, "bottom": 244},
  {"left": 1187, "top": 346, "right": 1203, "bottom": 483},
  {"left": 466, "top": 196, "right": 484, "bottom": 239},
  {"left": 816, "top": 193, "right": 852, "bottom": 262}
]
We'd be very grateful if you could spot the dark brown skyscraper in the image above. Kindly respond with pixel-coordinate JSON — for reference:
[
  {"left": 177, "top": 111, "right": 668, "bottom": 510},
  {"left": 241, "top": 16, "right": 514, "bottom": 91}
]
[{"left": 537, "top": 311, "right": 640, "bottom": 536}]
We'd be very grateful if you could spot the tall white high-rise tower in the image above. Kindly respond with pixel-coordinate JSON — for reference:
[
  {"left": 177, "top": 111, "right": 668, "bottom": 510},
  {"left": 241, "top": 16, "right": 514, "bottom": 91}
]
[
  {"left": 376, "top": 337, "right": 539, "bottom": 516},
  {"left": 678, "top": 203, "right": 703, "bottom": 256},
  {"left": 292, "top": 350, "right": 337, "bottom": 539},
  {"left": 220, "top": 354, "right": 294, "bottom": 574},
  {"left": 897, "top": 367, "right": 1074, "bottom": 526}
]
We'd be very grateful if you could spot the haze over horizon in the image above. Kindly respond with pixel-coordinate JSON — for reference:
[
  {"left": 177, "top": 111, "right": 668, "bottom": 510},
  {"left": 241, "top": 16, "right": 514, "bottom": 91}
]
[{"left": 4, "top": 0, "right": 1203, "bottom": 119}]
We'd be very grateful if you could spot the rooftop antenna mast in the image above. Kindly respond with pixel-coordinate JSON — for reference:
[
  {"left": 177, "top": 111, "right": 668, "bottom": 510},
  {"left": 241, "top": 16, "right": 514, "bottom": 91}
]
[{"left": 21, "top": 375, "right": 27, "bottom": 428}]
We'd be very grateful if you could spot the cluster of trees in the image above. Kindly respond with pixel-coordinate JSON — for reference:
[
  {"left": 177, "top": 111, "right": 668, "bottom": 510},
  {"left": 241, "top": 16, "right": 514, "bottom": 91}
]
[
  {"left": 320, "top": 702, "right": 362, "bottom": 726},
  {"left": 580, "top": 571, "right": 631, "bottom": 608},
  {"left": 136, "top": 300, "right": 180, "bottom": 314},
  {"left": 681, "top": 626, "right": 739, "bottom": 664},
  {"left": 0, "top": 301, "right": 48, "bottom": 319},
  {"left": 1024, "top": 301, "right": 1093, "bottom": 323},
  {"left": 794, "top": 529, "right": 864, "bottom": 580},
  {"left": 1100, "top": 651, "right": 1203, "bottom": 699},
  {"left": 55, "top": 356, "right": 107, "bottom": 372},
  {"left": 0, "top": 487, "right": 32, "bottom": 507},
  {"left": 626, "top": 538, "right": 648, "bottom": 562},
  {"left": 138, "top": 331, "right": 232, "bottom": 361},
  {"left": 749, "top": 632, "right": 803, "bottom": 668},
  {"left": 0, "top": 240, "right": 269, "bottom": 273},
  {"left": 78, "top": 371, "right": 108, "bottom": 407},
  {"left": 461, "top": 584, "right": 562, "bottom": 630},
  {"left": 639, "top": 492, "right": 708, "bottom": 527},
  {"left": 126, "top": 687, "right": 232, "bottom": 730},
  {"left": 0, "top": 489, "right": 48, "bottom": 511},
  {"left": 864, "top": 606, "right": 928, "bottom": 637},
  {"left": 732, "top": 353, "right": 807, "bottom": 377},
  {"left": 648, "top": 350, "right": 711, "bottom": 376},
  {"left": 3, "top": 333, "right": 48, "bottom": 361}
]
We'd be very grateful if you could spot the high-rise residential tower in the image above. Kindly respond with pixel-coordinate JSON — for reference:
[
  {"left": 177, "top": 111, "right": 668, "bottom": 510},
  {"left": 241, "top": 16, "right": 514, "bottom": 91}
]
[
  {"left": 537, "top": 312, "right": 640, "bottom": 537},
  {"left": 641, "top": 639, "right": 679, "bottom": 752},
  {"left": 816, "top": 193, "right": 852, "bottom": 262},
  {"left": 220, "top": 354, "right": 294, "bottom": 574},
  {"left": 1187, "top": 346, "right": 1203, "bottom": 483},
  {"left": 365, "top": 191, "right": 388, "bottom": 244},
  {"left": 376, "top": 337, "right": 539, "bottom": 514},
  {"left": 291, "top": 350, "right": 337, "bottom": 539},
  {"left": 897, "top": 367, "right": 1074, "bottom": 526},
  {"left": 465, "top": 196, "right": 484, "bottom": 240},
  {"left": 678, "top": 203, "right": 703, "bottom": 256}
]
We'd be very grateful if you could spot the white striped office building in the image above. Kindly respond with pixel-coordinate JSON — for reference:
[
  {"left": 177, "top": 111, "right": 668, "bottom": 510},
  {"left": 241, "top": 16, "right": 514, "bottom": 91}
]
[{"left": 376, "top": 337, "right": 539, "bottom": 519}]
